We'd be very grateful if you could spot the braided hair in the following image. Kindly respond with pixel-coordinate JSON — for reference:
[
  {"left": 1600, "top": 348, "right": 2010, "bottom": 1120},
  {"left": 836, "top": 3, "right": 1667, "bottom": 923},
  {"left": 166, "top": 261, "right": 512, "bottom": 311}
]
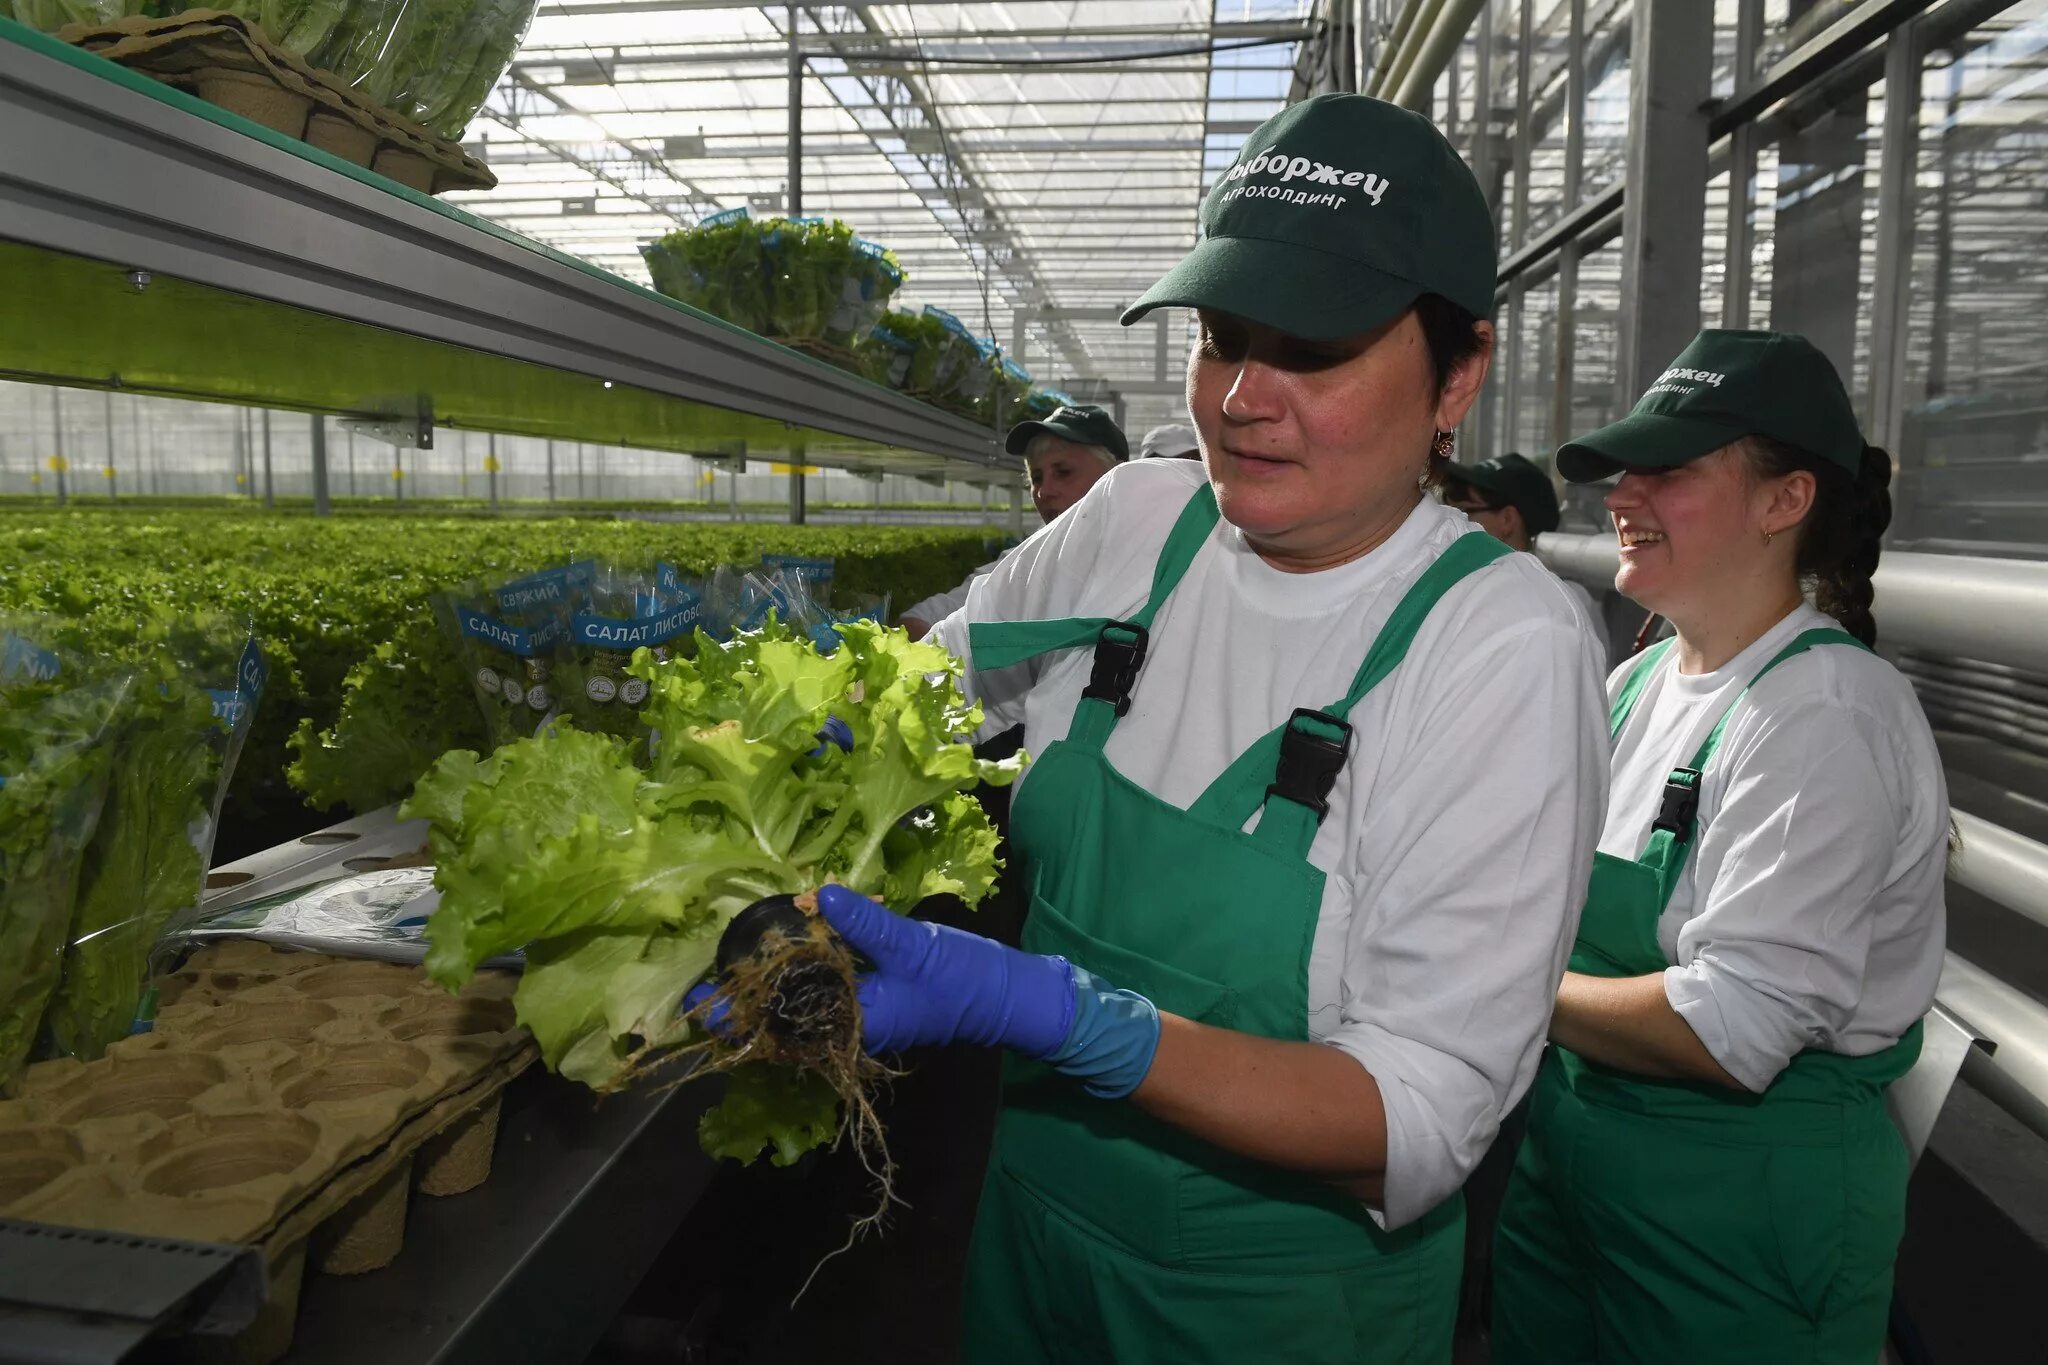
[{"left": 1745, "top": 436, "right": 1894, "bottom": 647}]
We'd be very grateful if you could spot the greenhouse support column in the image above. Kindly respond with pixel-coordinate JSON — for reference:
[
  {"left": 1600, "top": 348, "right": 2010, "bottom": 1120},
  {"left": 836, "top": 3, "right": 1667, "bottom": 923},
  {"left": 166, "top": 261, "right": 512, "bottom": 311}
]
[
  {"left": 310, "top": 413, "right": 331, "bottom": 517},
  {"left": 346, "top": 428, "right": 356, "bottom": 497},
  {"left": 1722, "top": 0, "right": 1763, "bottom": 328},
  {"left": 1613, "top": 0, "right": 1711, "bottom": 404},
  {"left": 488, "top": 432, "right": 499, "bottom": 511},
  {"left": 787, "top": 6, "right": 806, "bottom": 526},
  {"left": 52, "top": 388, "right": 66, "bottom": 507},
  {"left": 102, "top": 389, "right": 116, "bottom": 499},
  {"left": 546, "top": 439, "right": 557, "bottom": 503},
  {"left": 1009, "top": 479, "right": 1024, "bottom": 539},
  {"left": 577, "top": 442, "right": 586, "bottom": 498},
  {"left": 787, "top": 6, "right": 802, "bottom": 218},
  {"left": 1866, "top": 20, "right": 1923, "bottom": 454},
  {"left": 261, "top": 408, "right": 274, "bottom": 508}
]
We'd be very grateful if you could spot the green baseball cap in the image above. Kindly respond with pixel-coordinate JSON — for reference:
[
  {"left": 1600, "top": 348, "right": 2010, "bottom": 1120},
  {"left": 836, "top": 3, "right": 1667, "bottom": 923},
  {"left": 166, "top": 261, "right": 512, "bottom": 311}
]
[
  {"left": 1121, "top": 93, "right": 1497, "bottom": 338},
  {"left": 1004, "top": 404, "right": 1129, "bottom": 461},
  {"left": 1444, "top": 453, "right": 1561, "bottom": 535},
  {"left": 1556, "top": 330, "right": 1864, "bottom": 483}
]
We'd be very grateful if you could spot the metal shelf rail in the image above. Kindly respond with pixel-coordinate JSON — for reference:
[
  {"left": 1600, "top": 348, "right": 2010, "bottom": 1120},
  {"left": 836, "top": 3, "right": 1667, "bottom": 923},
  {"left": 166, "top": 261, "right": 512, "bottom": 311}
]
[{"left": 0, "top": 19, "right": 1002, "bottom": 474}]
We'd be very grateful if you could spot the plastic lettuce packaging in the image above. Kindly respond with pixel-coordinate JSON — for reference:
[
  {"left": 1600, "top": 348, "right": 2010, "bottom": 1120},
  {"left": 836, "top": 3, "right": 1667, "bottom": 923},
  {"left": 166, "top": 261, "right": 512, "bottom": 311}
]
[
  {"left": 644, "top": 210, "right": 903, "bottom": 353},
  {"left": 0, "top": 626, "right": 128, "bottom": 1090},
  {"left": 642, "top": 207, "right": 772, "bottom": 335},
  {"left": 349, "top": 0, "right": 540, "bottom": 139},
  {"left": 763, "top": 217, "right": 857, "bottom": 343},
  {"left": 555, "top": 561, "right": 707, "bottom": 741},
  {"left": 824, "top": 238, "right": 904, "bottom": 349},
  {"left": 434, "top": 562, "right": 582, "bottom": 751},
  {"left": 856, "top": 315, "right": 918, "bottom": 389},
  {"left": 45, "top": 618, "right": 267, "bottom": 1061}
]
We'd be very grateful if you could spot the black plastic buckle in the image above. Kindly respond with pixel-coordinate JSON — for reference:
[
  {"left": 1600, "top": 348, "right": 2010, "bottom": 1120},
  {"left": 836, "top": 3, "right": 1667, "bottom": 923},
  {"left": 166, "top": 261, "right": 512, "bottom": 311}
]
[
  {"left": 1652, "top": 767, "right": 1703, "bottom": 836},
  {"left": 1081, "top": 620, "right": 1149, "bottom": 717},
  {"left": 1267, "top": 708, "right": 1353, "bottom": 824}
]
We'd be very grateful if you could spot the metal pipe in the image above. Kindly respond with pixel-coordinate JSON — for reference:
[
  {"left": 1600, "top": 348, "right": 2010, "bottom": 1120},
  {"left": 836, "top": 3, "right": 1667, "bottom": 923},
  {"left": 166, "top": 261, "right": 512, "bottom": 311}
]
[
  {"left": 1374, "top": 0, "right": 1429, "bottom": 90},
  {"left": 1535, "top": 535, "right": 2048, "bottom": 677},
  {"left": 1393, "top": 0, "right": 1488, "bottom": 110},
  {"left": 1943, "top": 953, "right": 2048, "bottom": 1147},
  {"left": 1373, "top": 0, "right": 1448, "bottom": 99},
  {"left": 1952, "top": 813, "right": 2048, "bottom": 935}
]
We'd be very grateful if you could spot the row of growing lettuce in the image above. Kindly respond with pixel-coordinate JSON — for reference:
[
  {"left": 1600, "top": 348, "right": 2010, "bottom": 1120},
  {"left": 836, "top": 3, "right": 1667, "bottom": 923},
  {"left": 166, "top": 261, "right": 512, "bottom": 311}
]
[{"left": 0, "top": 508, "right": 995, "bottom": 825}]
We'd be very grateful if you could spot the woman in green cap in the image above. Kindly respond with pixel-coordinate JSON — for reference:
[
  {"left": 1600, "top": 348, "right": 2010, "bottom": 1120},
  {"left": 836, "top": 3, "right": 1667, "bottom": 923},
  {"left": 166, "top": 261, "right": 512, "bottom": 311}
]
[
  {"left": 763, "top": 94, "right": 1611, "bottom": 1364},
  {"left": 1491, "top": 329, "right": 1949, "bottom": 1364}
]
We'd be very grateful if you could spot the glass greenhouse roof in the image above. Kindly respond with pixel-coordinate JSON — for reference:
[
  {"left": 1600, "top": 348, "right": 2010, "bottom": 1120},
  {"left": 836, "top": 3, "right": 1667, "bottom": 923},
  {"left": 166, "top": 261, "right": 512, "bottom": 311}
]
[{"left": 445, "top": 0, "right": 1313, "bottom": 432}]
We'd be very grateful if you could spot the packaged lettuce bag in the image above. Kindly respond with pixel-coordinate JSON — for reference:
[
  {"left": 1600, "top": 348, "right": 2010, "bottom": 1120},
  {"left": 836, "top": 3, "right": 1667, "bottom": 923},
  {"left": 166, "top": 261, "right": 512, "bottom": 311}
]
[
  {"left": 857, "top": 315, "right": 919, "bottom": 389},
  {"left": 823, "top": 238, "right": 905, "bottom": 350},
  {"left": 557, "top": 561, "right": 707, "bottom": 741},
  {"left": 642, "top": 208, "right": 772, "bottom": 335},
  {"left": 46, "top": 616, "right": 267, "bottom": 1061},
  {"left": 435, "top": 562, "right": 583, "bottom": 752},
  {"left": 0, "top": 626, "right": 128, "bottom": 1089}
]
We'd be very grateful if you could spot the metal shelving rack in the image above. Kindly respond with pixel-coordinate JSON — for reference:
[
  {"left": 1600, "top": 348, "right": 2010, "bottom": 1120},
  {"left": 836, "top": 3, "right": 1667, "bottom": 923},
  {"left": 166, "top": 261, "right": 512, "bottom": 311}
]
[{"left": 0, "top": 18, "right": 1004, "bottom": 481}]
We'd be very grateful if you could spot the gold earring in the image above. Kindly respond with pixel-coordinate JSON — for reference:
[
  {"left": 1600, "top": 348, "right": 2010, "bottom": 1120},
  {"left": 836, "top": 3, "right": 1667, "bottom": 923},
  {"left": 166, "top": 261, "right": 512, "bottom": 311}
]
[
  {"left": 1764, "top": 530, "right": 1775, "bottom": 546},
  {"left": 1432, "top": 430, "right": 1455, "bottom": 459}
]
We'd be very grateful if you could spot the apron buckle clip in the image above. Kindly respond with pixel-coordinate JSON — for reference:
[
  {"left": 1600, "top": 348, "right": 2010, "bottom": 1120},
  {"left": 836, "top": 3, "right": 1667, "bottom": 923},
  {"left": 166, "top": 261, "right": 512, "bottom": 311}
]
[
  {"left": 1081, "top": 620, "right": 1149, "bottom": 717},
  {"left": 1652, "top": 767, "right": 1703, "bottom": 835},
  {"left": 1267, "top": 708, "right": 1352, "bottom": 823}
]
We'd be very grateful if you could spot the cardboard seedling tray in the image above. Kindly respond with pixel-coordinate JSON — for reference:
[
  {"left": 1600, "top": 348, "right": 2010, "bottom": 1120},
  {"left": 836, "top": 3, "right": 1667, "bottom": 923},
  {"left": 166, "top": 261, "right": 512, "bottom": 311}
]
[
  {"left": 0, "top": 941, "right": 536, "bottom": 1362},
  {"left": 55, "top": 10, "right": 495, "bottom": 196}
]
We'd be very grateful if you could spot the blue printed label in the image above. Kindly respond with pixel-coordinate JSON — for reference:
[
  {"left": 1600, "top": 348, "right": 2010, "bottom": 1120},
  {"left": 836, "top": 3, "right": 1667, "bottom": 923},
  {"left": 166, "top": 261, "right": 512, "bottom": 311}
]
[
  {"left": 0, "top": 633, "right": 61, "bottom": 682},
  {"left": 700, "top": 205, "right": 750, "bottom": 228},
  {"left": 494, "top": 571, "right": 570, "bottom": 614},
  {"left": 763, "top": 555, "right": 834, "bottom": 586},
  {"left": 573, "top": 599, "right": 701, "bottom": 649},
  {"left": 207, "top": 637, "right": 268, "bottom": 730},
  {"left": 461, "top": 611, "right": 564, "bottom": 657}
]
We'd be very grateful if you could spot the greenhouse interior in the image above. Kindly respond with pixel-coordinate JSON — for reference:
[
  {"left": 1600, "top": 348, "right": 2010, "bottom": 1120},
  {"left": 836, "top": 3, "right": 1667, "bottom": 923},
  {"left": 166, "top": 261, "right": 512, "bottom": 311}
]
[{"left": 3, "top": 0, "right": 2047, "bottom": 1360}]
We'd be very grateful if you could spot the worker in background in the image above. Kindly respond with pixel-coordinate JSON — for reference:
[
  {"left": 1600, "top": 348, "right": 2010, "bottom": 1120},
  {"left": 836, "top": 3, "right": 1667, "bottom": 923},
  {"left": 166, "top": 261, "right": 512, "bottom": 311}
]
[
  {"left": 792, "top": 94, "right": 1609, "bottom": 1363},
  {"left": 1138, "top": 422, "right": 1201, "bottom": 460},
  {"left": 1492, "top": 330, "right": 1949, "bottom": 1364},
  {"left": 897, "top": 405, "right": 1126, "bottom": 641},
  {"left": 1441, "top": 452, "right": 1598, "bottom": 622}
]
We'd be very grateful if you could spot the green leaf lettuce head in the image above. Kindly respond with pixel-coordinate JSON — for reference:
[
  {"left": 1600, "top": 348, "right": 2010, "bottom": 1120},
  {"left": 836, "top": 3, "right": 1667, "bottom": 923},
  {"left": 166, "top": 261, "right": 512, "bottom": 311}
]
[{"left": 404, "top": 616, "right": 1024, "bottom": 1162}]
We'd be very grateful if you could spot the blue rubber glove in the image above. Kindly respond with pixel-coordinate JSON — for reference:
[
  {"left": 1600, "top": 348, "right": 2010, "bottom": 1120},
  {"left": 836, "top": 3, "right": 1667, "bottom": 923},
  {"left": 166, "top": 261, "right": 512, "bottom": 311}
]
[{"left": 818, "top": 885, "right": 1162, "bottom": 1099}]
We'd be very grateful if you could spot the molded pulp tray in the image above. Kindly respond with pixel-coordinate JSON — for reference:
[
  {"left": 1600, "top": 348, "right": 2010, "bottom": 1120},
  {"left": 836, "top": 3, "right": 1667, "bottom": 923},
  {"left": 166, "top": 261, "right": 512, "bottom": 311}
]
[{"left": 0, "top": 941, "right": 536, "bottom": 1360}]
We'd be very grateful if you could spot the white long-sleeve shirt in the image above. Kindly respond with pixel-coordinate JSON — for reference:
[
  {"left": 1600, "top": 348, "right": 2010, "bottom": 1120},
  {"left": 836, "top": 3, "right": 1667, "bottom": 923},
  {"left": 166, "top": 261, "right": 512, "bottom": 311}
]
[
  {"left": 933, "top": 459, "right": 1608, "bottom": 1228},
  {"left": 902, "top": 554, "right": 1006, "bottom": 626},
  {"left": 1601, "top": 605, "right": 1949, "bottom": 1093}
]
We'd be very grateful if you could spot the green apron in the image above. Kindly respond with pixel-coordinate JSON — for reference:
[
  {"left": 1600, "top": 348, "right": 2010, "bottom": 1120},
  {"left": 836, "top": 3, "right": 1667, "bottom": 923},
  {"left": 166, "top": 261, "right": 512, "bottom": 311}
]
[
  {"left": 954, "top": 483, "right": 1507, "bottom": 1365},
  {"left": 1492, "top": 627, "right": 1923, "bottom": 1365}
]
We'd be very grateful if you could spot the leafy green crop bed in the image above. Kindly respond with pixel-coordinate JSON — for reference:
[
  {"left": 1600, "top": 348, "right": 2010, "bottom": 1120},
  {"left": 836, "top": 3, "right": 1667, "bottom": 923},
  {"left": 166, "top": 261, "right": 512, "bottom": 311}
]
[{"left": 0, "top": 506, "right": 996, "bottom": 842}]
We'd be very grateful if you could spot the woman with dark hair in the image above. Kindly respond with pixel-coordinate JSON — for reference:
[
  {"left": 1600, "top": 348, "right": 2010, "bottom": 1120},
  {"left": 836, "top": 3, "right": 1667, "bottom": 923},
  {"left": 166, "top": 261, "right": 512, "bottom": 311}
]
[
  {"left": 737, "top": 93, "right": 1611, "bottom": 1364},
  {"left": 1491, "top": 330, "right": 1949, "bottom": 1364}
]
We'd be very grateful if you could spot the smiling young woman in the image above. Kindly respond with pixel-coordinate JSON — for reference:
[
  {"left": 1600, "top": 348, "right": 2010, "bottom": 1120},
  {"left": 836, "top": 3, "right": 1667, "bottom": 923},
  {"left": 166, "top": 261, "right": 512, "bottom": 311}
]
[{"left": 1491, "top": 330, "right": 1949, "bottom": 1365}]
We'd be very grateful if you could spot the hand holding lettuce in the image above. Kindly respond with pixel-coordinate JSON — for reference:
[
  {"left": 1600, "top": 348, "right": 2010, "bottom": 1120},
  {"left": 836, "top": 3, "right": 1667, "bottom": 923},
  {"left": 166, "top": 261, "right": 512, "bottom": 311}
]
[{"left": 403, "top": 617, "right": 1023, "bottom": 1169}]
